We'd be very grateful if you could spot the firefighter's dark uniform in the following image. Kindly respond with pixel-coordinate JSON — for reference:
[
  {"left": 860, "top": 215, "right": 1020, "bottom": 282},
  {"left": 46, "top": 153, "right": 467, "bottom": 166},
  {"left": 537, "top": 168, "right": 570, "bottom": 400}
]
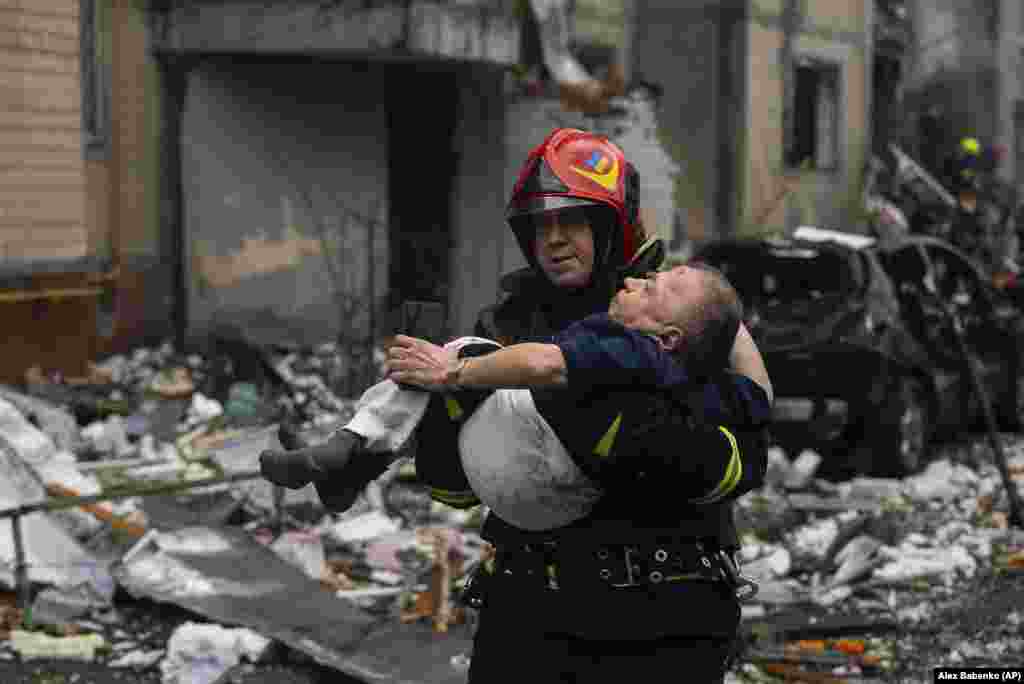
[{"left": 413, "top": 266, "right": 770, "bottom": 684}]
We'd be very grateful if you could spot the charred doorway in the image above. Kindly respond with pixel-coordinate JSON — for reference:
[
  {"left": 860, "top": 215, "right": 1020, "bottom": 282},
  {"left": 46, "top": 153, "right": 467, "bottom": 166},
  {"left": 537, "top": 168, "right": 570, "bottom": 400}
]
[{"left": 387, "top": 67, "right": 460, "bottom": 342}]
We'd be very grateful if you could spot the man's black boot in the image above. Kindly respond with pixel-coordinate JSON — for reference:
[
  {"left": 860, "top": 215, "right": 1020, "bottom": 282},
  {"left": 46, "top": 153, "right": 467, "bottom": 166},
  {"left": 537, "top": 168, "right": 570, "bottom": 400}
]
[
  {"left": 315, "top": 450, "right": 389, "bottom": 513},
  {"left": 259, "top": 428, "right": 363, "bottom": 489}
]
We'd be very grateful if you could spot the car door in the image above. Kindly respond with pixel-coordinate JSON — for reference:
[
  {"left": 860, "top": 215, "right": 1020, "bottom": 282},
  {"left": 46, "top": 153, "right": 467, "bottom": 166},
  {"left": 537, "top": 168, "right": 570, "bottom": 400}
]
[{"left": 884, "top": 237, "right": 1011, "bottom": 420}]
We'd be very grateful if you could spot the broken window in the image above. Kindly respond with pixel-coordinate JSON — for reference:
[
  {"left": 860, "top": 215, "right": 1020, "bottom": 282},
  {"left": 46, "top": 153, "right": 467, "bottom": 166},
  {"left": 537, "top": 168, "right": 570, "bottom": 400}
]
[{"left": 786, "top": 58, "right": 840, "bottom": 171}]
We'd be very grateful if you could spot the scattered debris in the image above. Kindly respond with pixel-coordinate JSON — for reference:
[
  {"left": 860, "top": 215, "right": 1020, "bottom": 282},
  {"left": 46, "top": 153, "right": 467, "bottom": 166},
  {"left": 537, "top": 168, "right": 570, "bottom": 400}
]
[
  {"left": 783, "top": 450, "right": 823, "bottom": 491},
  {"left": 150, "top": 367, "right": 196, "bottom": 399},
  {"left": 1, "top": 338, "right": 1023, "bottom": 683},
  {"left": 9, "top": 630, "right": 107, "bottom": 661},
  {"left": 268, "top": 530, "right": 326, "bottom": 581},
  {"left": 108, "top": 646, "right": 165, "bottom": 669},
  {"left": 160, "top": 622, "right": 269, "bottom": 684}
]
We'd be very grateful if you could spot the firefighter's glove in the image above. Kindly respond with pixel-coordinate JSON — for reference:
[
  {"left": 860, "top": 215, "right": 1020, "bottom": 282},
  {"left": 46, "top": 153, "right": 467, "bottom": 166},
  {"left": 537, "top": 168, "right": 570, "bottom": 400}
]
[{"left": 259, "top": 428, "right": 361, "bottom": 489}]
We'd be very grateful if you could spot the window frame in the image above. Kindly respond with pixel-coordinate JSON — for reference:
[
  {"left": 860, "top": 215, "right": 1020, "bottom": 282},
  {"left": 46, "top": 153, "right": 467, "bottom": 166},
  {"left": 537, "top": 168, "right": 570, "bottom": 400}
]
[{"left": 785, "top": 53, "right": 844, "bottom": 173}]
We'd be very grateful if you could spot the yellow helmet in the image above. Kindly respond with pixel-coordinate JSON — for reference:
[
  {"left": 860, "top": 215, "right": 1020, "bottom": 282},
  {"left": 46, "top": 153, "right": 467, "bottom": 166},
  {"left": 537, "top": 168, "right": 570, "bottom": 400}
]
[{"left": 960, "top": 137, "right": 981, "bottom": 156}]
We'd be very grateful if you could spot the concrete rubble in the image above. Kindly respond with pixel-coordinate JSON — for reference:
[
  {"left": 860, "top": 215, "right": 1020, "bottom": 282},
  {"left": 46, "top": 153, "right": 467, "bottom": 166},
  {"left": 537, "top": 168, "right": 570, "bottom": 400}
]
[
  {"left": 159, "top": 622, "right": 271, "bottom": 684},
  {"left": 728, "top": 445, "right": 1024, "bottom": 682},
  {"left": 0, "top": 340, "right": 1020, "bottom": 682}
]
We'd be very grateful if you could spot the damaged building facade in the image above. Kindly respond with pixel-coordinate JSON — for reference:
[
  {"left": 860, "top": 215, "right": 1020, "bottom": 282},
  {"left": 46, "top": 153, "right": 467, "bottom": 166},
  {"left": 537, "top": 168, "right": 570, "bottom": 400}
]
[
  {"left": 3, "top": 0, "right": 523, "bottom": 381},
  {"left": 1, "top": 1, "right": 167, "bottom": 382},
  {"left": 3, "top": 0, "right": 699, "bottom": 378},
  {"left": 148, "top": 0, "right": 522, "bottom": 352},
  {"left": 632, "top": 0, "right": 875, "bottom": 240},
  {"left": 5, "top": 0, "right": 891, "bottom": 381},
  {"left": 899, "top": 0, "right": 1024, "bottom": 189}
]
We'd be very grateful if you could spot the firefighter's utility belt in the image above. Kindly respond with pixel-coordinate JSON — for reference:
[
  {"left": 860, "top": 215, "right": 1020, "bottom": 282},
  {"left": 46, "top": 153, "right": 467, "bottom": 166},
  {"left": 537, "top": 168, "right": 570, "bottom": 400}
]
[{"left": 492, "top": 540, "right": 740, "bottom": 591}]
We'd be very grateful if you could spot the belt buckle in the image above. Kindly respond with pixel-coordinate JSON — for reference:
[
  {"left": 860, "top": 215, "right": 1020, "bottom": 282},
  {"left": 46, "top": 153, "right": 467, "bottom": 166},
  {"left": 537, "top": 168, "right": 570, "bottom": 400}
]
[{"left": 611, "top": 546, "right": 642, "bottom": 588}]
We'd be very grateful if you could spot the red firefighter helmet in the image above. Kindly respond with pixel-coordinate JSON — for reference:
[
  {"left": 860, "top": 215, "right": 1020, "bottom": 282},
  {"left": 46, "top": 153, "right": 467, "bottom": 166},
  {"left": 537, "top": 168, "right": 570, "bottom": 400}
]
[{"left": 506, "top": 128, "right": 641, "bottom": 271}]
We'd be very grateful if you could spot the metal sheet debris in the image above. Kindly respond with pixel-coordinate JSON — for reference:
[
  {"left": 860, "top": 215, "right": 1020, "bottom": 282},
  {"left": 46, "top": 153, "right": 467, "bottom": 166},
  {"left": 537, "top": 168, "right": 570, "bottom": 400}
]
[
  {"left": 114, "top": 525, "right": 472, "bottom": 684},
  {"left": 0, "top": 415, "right": 115, "bottom": 599}
]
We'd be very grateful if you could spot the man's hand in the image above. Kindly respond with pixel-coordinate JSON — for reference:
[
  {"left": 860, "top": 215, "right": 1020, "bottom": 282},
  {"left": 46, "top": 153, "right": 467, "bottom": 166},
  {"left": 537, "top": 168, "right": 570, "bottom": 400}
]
[{"left": 385, "top": 335, "right": 459, "bottom": 391}]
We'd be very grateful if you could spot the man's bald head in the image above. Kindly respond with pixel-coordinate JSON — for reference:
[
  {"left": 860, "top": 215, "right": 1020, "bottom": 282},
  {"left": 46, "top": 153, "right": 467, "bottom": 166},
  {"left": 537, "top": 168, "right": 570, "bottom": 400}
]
[
  {"left": 608, "top": 264, "right": 742, "bottom": 370},
  {"left": 668, "top": 263, "right": 743, "bottom": 371}
]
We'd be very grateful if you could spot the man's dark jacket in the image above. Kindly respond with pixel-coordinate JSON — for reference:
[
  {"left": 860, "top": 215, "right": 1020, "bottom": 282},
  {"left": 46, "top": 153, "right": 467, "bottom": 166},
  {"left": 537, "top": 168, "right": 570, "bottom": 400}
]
[{"left": 468, "top": 266, "right": 770, "bottom": 549}]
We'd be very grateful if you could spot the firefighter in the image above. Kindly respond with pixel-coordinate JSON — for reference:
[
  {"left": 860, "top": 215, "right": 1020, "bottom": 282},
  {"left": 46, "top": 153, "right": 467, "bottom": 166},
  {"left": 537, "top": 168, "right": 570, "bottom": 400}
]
[
  {"left": 945, "top": 137, "right": 1019, "bottom": 276},
  {"left": 261, "top": 129, "right": 771, "bottom": 682}
]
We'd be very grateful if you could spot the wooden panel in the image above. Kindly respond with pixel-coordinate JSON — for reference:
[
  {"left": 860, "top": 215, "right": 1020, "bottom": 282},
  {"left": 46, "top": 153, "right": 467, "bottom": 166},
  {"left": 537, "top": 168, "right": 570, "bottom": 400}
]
[
  {"left": 0, "top": 191, "right": 86, "bottom": 221},
  {"left": 2, "top": 240, "right": 87, "bottom": 261},
  {"left": 0, "top": 27, "right": 78, "bottom": 55},
  {"left": 0, "top": 108, "right": 79, "bottom": 128},
  {"left": 0, "top": 0, "right": 78, "bottom": 16},
  {"left": 0, "top": 81, "right": 80, "bottom": 111},
  {"left": 0, "top": 9, "right": 78, "bottom": 38},
  {"left": 0, "top": 147, "right": 82, "bottom": 169},
  {"left": 0, "top": 127, "right": 81, "bottom": 149},
  {"left": 0, "top": 69, "right": 79, "bottom": 92},
  {"left": 0, "top": 167, "right": 83, "bottom": 188},
  {"left": 0, "top": 188, "right": 85, "bottom": 206},
  {"left": 0, "top": 46, "right": 78, "bottom": 74},
  {"left": 0, "top": 299, "right": 97, "bottom": 383},
  {"left": 0, "top": 218, "right": 81, "bottom": 230},
  {"left": 16, "top": 221, "right": 88, "bottom": 239},
  {"left": 0, "top": 223, "right": 89, "bottom": 252},
  {"left": 6, "top": 231, "right": 90, "bottom": 251},
  {"left": 0, "top": 224, "right": 88, "bottom": 260}
]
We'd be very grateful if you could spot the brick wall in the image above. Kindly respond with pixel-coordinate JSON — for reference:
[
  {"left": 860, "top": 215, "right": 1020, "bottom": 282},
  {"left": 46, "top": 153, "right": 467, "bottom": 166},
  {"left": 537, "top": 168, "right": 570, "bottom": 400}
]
[{"left": 0, "top": 0, "right": 90, "bottom": 264}]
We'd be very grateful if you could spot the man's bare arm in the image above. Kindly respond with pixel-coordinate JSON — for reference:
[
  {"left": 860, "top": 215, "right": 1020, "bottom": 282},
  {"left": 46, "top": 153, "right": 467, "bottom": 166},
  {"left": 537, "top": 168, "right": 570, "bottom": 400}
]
[
  {"left": 385, "top": 335, "right": 568, "bottom": 390},
  {"left": 449, "top": 343, "right": 568, "bottom": 389},
  {"left": 728, "top": 323, "right": 773, "bottom": 403}
]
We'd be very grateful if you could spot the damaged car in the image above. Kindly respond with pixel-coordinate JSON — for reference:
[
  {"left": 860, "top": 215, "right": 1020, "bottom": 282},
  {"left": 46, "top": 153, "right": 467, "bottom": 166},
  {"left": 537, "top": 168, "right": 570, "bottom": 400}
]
[{"left": 694, "top": 227, "right": 1024, "bottom": 478}]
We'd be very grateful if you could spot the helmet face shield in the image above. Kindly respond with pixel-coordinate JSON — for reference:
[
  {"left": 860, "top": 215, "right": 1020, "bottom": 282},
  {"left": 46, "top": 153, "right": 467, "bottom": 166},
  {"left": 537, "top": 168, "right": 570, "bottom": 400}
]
[{"left": 506, "top": 195, "right": 599, "bottom": 219}]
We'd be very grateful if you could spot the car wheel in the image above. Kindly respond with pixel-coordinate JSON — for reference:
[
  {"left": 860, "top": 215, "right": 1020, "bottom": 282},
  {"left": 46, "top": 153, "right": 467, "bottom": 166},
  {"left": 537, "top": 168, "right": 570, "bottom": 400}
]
[{"left": 874, "top": 377, "right": 932, "bottom": 477}]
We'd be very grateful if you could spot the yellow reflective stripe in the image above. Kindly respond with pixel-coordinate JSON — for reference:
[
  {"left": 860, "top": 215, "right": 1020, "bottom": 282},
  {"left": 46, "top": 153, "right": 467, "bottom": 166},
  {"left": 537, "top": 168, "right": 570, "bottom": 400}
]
[
  {"left": 708, "top": 425, "right": 743, "bottom": 502},
  {"left": 593, "top": 412, "right": 623, "bottom": 459},
  {"left": 445, "top": 396, "right": 464, "bottom": 421},
  {"left": 432, "top": 493, "right": 479, "bottom": 505},
  {"left": 689, "top": 425, "right": 743, "bottom": 505},
  {"left": 546, "top": 563, "right": 559, "bottom": 590},
  {"left": 429, "top": 487, "right": 480, "bottom": 506}
]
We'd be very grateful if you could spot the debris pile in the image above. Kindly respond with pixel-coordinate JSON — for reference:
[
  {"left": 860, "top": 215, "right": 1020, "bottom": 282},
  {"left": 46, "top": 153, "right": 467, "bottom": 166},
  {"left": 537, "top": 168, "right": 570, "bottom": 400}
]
[
  {"left": 0, "top": 338, "right": 480, "bottom": 683},
  {"left": 0, "top": 339, "right": 1023, "bottom": 683},
  {"left": 729, "top": 445, "right": 1024, "bottom": 682}
]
